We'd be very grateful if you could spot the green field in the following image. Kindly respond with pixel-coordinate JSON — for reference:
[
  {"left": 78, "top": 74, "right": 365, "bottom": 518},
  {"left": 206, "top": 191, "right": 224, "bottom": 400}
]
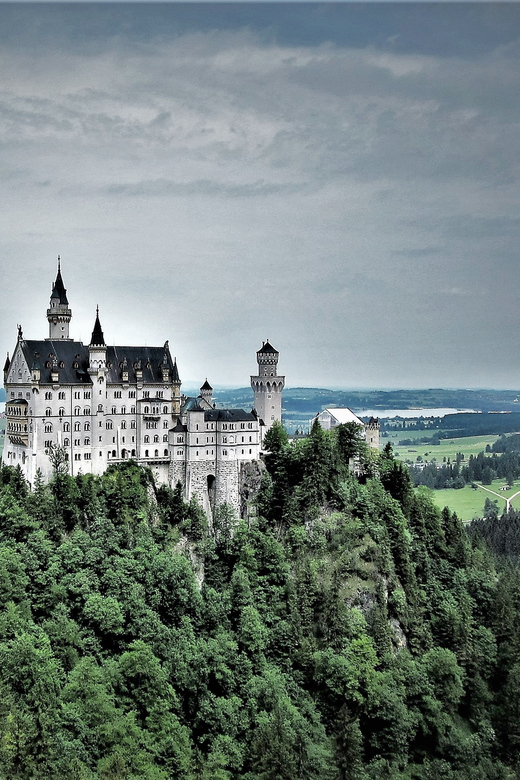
[
  {"left": 392, "top": 433, "right": 501, "bottom": 465},
  {"left": 430, "top": 478, "right": 520, "bottom": 523}
]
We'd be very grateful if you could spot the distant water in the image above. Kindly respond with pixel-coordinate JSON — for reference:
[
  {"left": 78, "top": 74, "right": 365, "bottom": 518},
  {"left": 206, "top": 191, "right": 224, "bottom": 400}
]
[{"left": 354, "top": 407, "right": 477, "bottom": 419}]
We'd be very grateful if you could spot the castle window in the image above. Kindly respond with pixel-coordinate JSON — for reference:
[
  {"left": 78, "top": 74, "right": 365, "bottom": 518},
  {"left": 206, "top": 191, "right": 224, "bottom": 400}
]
[
  {"left": 112, "top": 450, "right": 116, "bottom": 457},
  {"left": 74, "top": 422, "right": 81, "bottom": 431},
  {"left": 131, "top": 406, "right": 136, "bottom": 414},
  {"left": 111, "top": 406, "right": 117, "bottom": 415},
  {"left": 84, "top": 452, "right": 91, "bottom": 460},
  {"left": 131, "top": 449, "right": 136, "bottom": 457},
  {"left": 100, "top": 450, "right": 102, "bottom": 456},
  {"left": 74, "top": 391, "right": 80, "bottom": 399},
  {"left": 64, "top": 438, "right": 70, "bottom": 447},
  {"left": 144, "top": 435, "right": 150, "bottom": 443},
  {"left": 114, "top": 391, "right": 122, "bottom": 399},
  {"left": 249, "top": 436, "right": 252, "bottom": 442},
  {"left": 98, "top": 404, "right": 103, "bottom": 412},
  {"left": 129, "top": 391, "right": 136, "bottom": 398},
  {"left": 131, "top": 420, "right": 136, "bottom": 429},
  {"left": 241, "top": 423, "right": 245, "bottom": 429},
  {"left": 106, "top": 421, "right": 113, "bottom": 430},
  {"left": 223, "top": 449, "right": 227, "bottom": 456},
  {"left": 84, "top": 391, "right": 90, "bottom": 399},
  {"left": 63, "top": 422, "right": 70, "bottom": 432},
  {"left": 59, "top": 362, "right": 65, "bottom": 369},
  {"left": 157, "top": 391, "right": 163, "bottom": 398},
  {"left": 248, "top": 423, "right": 253, "bottom": 429},
  {"left": 121, "top": 406, "right": 126, "bottom": 414},
  {"left": 85, "top": 438, "right": 90, "bottom": 445},
  {"left": 144, "top": 406, "right": 149, "bottom": 414},
  {"left": 249, "top": 449, "right": 252, "bottom": 454},
  {"left": 59, "top": 392, "right": 65, "bottom": 400},
  {"left": 163, "top": 406, "right": 168, "bottom": 414},
  {"left": 222, "top": 437, "right": 227, "bottom": 443},
  {"left": 241, "top": 449, "right": 244, "bottom": 454},
  {"left": 45, "top": 408, "right": 52, "bottom": 416},
  {"left": 163, "top": 421, "right": 168, "bottom": 428},
  {"left": 145, "top": 450, "right": 149, "bottom": 457},
  {"left": 45, "top": 440, "right": 52, "bottom": 449},
  {"left": 154, "top": 435, "right": 159, "bottom": 443},
  {"left": 44, "top": 423, "right": 52, "bottom": 433},
  {"left": 163, "top": 435, "right": 167, "bottom": 442},
  {"left": 154, "top": 450, "right": 158, "bottom": 457},
  {"left": 74, "top": 438, "right": 80, "bottom": 446},
  {"left": 74, "top": 406, "right": 80, "bottom": 416},
  {"left": 59, "top": 408, "right": 65, "bottom": 417},
  {"left": 45, "top": 391, "right": 52, "bottom": 400},
  {"left": 177, "top": 450, "right": 183, "bottom": 455},
  {"left": 84, "top": 422, "right": 90, "bottom": 431},
  {"left": 164, "top": 449, "right": 168, "bottom": 456},
  {"left": 177, "top": 436, "right": 183, "bottom": 443},
  {"left": 143, "top": 391, "right": 149, "bottom": 399},
  {"left": 121, "top": 420, "right": 127, "bottom": 429},
  {"left": 84, "top": 408, "right": 90, "bottom": 415}
]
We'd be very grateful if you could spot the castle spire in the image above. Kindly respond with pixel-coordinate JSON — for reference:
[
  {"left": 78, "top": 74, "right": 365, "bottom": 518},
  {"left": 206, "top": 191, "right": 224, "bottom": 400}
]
[
  {"left": 90, "top": 306, "right": 105, "bottom": 346},
  {"left": 47, "top": 257, "right": 72, "bottom": 340}
]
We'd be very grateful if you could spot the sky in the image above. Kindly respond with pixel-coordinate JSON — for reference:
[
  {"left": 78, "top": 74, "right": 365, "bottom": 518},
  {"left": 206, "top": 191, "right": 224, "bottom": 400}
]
[{"left": 2, "top": 2, "right": 520, "bottom": 390}]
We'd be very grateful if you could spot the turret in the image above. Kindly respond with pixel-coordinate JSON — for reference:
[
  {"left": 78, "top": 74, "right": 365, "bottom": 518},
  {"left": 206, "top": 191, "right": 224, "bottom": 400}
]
[
  {"left": 200, "top": 379, "right": 213, "bottom": 406},
  {"left": 3, "top": 353, "right": 10, "bottom": 383},
  {"left": 250, "top": 340, "right": 285, "bottom": 435},
  {"left": 88, "top": 306, "right": 107, "bottom": 376},
  {"left": 46, "top": 256, "right": 72, "bottom": 340}
]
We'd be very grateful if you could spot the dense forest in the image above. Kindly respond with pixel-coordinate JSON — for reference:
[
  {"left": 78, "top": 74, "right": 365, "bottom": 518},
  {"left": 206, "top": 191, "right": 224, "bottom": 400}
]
[{"left": 0, "top": 423, "right": 519, "bottom": 778}]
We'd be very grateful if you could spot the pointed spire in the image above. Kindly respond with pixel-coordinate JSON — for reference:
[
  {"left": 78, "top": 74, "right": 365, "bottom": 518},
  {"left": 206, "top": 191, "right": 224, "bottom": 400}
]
[
  {"left": 90, "top": 305, "right": 105, "bottom": 346},
  {"left": 50, "top": 256, "right": 68, "bottom": 305},
  {"left": 200, "top": 378, "right": 212, "bottom": 391},
  {"left": 3, "top": 352, "right": 10, "bottom": 373}
]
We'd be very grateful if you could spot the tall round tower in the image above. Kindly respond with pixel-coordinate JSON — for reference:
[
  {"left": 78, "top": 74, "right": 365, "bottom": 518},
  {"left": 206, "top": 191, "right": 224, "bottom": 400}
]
[
  {"left": 250, "top": 340, "right": 285, "bottom": 433},
  {"left": 46, "top": 256, "right": 72, "bottom": 341}
]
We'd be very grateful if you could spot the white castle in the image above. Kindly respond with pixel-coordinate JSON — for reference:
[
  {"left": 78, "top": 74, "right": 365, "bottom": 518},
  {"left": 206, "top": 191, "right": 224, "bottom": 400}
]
[{"left": 2, "top": 261, "right": 285, "bottom": 518}]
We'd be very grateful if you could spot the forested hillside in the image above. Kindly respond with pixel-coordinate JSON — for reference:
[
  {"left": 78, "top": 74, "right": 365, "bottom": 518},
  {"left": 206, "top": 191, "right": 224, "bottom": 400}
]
[{"left": 0, "top": 424, "right": 518, "bottom": 778}]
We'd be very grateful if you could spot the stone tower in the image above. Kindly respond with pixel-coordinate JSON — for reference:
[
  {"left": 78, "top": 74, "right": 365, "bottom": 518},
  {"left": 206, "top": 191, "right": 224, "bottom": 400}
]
[
  {"left": 46, "top": 257, "right": 72, "bottom": 340},
  {"left": 251, "top": 340, "right": 285, "bottom": 435},
  {"left": 88, "top": 307, "right": 107, "bottom": 376}
]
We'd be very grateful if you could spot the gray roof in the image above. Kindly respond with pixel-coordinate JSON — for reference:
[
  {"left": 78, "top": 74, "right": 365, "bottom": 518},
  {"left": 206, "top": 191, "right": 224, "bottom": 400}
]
[
  {"left": 20, "top": 340, "right": 178, "bottom": 386},
  {"left": 257, "top": 340, "right": 278, "bottom": 354},
  {"left": 50, "top": 266, "right": 69, "bottom": 306},
  {"left": 204, "top": 408, "right": 257, "bottom": 423}
]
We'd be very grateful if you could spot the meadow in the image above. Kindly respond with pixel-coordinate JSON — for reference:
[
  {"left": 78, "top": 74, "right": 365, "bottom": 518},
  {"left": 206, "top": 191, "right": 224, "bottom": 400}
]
[
  {"left": 431, "top": 478, "right": 520, "bottom": 522},
  {"left": 390, "top": 433, "right": 500, "bottom": 465}
]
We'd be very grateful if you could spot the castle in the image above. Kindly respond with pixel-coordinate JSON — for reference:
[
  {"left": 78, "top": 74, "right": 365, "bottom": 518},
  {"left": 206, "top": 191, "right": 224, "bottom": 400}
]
[{"left": 2, "top": 262, "right": 285, "bottom": 517}]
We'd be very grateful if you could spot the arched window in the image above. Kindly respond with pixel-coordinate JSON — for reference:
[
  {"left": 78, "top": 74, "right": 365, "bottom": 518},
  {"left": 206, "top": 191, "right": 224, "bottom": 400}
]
[
  {"left": 163, "top": 406, "right": 168, "bottom": 414},
  {"left": 154, "top": 435, "right": 159, "bottom": 443},
  {"left": 45, "top": 391, "right": 52, "bottom": 400},
  {"left": 106, "top": 420, "right": 113, "bottom": 430},
  {"left": 131, "top": 406, "right": 136, "bottom": 414},
  {"left": 58, "top": 391, "right": 66, "bottom": 400},
  {"left": 74, "top": 406, "right": 80, "bottom": 416},
  {"left": 111, "top": 406, "right": 117, "bottom": 415},
  {"left": 144, "top": 435, "right": 150, "bottom": 443},
  {"left": 130, "top": 420, "right": 136, "bottom": 428},
  {"left": 145, "top": 449, "right": 149, "bottom": 457},
  {"left": 98, "top": 404, "right": 103, "bottom": 412},
  {"left": 45, "top": 408, "right": 52, "bottom": 417},
  {"left": 112, "top": 450, "right": 116, "bottom": 457},
  {"left": 84, "top": 407, "right": 90, "bottom": 415},
  {"left": 74, "top": 422, "right": 81, "bottom": 431},
  {"left": 121, "top": 420, "right": 127, "bottom": 429},
  {"left": 131, "top": 449, "right": 136, "bottom": 457},
  {"left": 154, "top": 450, "right": 158, "bottom": 457},
  {"left": 84, "top": 422, "right": 90, "bottom": 431},
  {"left": 164, "top": 448, "right": 168, "bottom": 457},
  {"left": 63, "top": 438, "right": 70, "bottom": 447},
  {"left": 59, "top": 407, "right": 65, "bottom": 417},
  {"left": 121, "top": 406, "right": 126, "bottom": 414},
  {"left": 44, "top": 423, "right": 52, "bottom": 433},
  {"left": 63, "top": 422, "right": 70, "bottom": 432},
  {"left": 84, "top": 437, "right": 90, "bottom": 445},
  {"left": 163, "top": 434, "right": 168, "bottom": 442},
  {"left": 144, "top": 406, "right": 149, "bottom": 414}
]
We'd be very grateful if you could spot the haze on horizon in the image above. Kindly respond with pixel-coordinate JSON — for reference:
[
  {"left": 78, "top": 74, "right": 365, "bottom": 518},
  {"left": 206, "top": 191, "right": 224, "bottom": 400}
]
[{"left": 2, "top": 2, "right": 520, "bottom": 390}]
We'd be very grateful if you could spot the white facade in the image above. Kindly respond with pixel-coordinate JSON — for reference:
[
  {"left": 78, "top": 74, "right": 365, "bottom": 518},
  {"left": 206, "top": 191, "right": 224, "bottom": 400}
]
[{"left": 311, "top": 408, "right": 380, "bottom": 450}]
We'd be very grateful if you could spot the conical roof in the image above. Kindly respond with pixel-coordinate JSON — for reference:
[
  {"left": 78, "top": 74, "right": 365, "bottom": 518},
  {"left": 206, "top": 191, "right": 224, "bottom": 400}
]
[
  {"left": 257, "top": 340, "right": 278, "bottom": 354},
  {"left": 50, "top": 258, "right": 69, "bottom": 305},
  {"left": 200, "top": 379, "right": 212, "bottom": 391},
  {"left": 90, "top": 307, "right": 105, "bottom": 346}
]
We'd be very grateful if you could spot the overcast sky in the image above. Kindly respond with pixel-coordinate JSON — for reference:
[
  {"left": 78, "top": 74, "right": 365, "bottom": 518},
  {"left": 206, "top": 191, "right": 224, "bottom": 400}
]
[{"left": 2, "top": 2, "right": 520, "bottom": 389}]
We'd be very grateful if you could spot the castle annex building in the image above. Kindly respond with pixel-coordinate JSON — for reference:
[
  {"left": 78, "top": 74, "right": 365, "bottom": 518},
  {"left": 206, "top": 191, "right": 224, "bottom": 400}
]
[{"left": 3, "top": 262, "right": 285, "bottom": 517}]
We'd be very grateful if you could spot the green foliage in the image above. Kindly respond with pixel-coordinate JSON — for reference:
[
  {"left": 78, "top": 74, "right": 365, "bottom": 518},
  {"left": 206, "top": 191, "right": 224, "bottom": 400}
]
[{"left": 0, "top": 447, "right": 517, "bottom": 778}]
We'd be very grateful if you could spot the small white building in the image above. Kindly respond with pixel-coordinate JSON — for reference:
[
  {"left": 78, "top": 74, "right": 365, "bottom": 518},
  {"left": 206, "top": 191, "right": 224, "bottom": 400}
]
[{"left": 310, "top": 408, "right": 380, "bottom": 450}]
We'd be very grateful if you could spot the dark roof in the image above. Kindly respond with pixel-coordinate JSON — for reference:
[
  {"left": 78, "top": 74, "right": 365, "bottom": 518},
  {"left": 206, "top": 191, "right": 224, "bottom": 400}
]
[
  {"left": 257, "top": 340, "right": 278, "bottom": 354},
  {"left": 171, "top": 420, "right": 187, "bottom": 432},
  {"left": 50, "top": 264, "right": 69, "bottom": 305},
  {"left": 19, "top": 340, "right": 178, "bottom": 386},
  {"left": 22, "top": 340, "right": 91, "bottom": 385},
  {"left": 90, "top": 309, "right": 105, "bottom": 346},
  {"left": 182, "top": 397, "right": 205, "bottom": 413},
  {"left": 200, "top": 379, "right": 212, "bottom": 391},
  {"left": 204, "top": 408, "right": 257, "bottom": 423},
  {"left": 3, "top": 354, "right": 10, "bottom": 372}
]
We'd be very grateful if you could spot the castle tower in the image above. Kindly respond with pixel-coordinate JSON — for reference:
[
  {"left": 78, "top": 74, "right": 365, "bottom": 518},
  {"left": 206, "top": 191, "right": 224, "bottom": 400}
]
[
  {"left": 46, "top": 256, "right": 72, "bottom": 340},
  {"left": 200, "top": 379, "right": 213, "bottom": 407},
  {"left": 250, "top": 340, "right": 285, "bottom": 434},
  {"left": 88, "top": 306, "right": 107, "bottom": 375}
]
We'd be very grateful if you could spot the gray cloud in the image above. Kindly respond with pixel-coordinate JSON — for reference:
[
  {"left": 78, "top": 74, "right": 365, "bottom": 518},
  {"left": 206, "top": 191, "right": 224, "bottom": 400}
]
[{"left": 1, "top": 6, "right": 520, "bottom": 389}]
